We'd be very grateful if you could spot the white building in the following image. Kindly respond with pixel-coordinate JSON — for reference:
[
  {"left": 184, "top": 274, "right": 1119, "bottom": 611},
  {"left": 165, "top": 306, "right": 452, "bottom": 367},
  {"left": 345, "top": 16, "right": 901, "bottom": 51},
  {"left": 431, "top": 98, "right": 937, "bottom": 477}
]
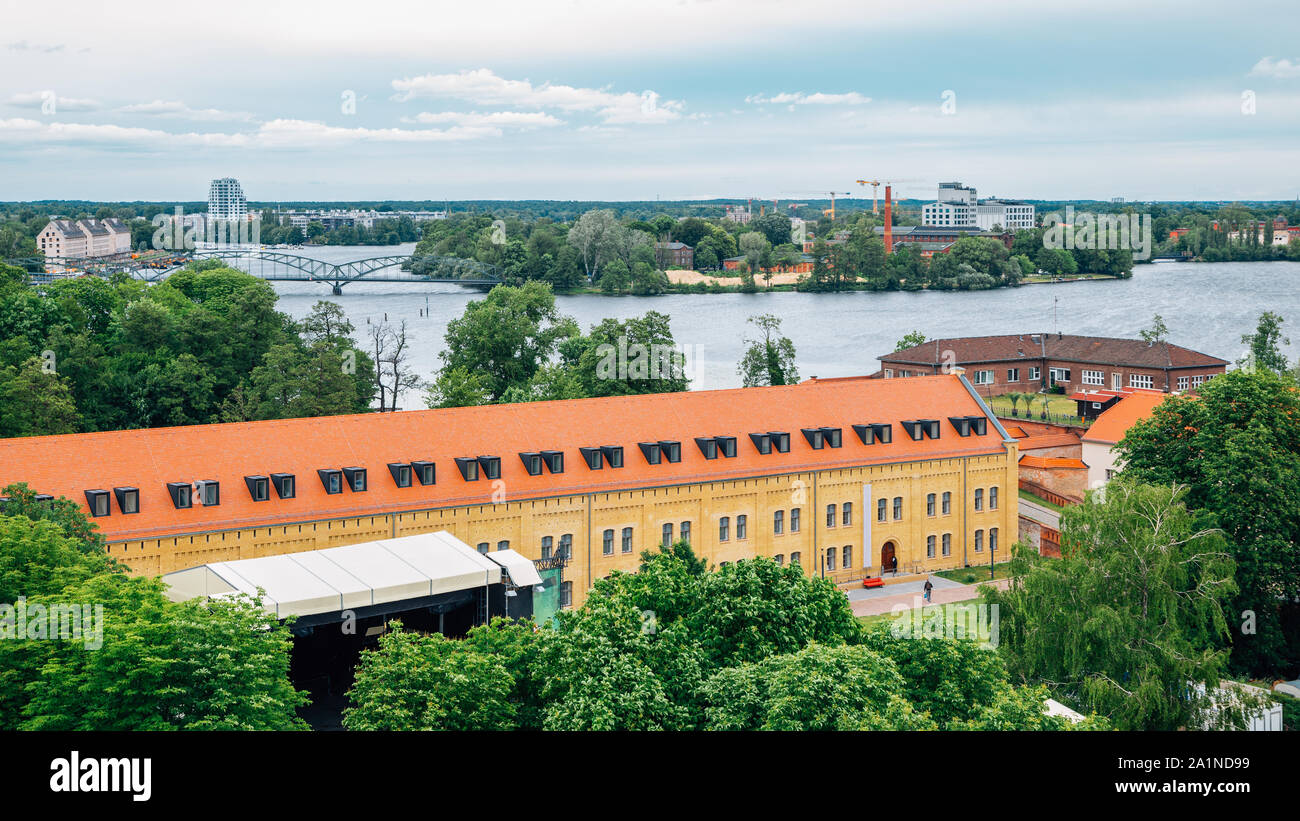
[
  {"left": 207, "top": 178, "right": 248, "bottom": 223},
  {"left": 975, "top": 200, "right": 1035, "bottom": 231},
  {"left": 921, "top": 182, "right": 1034, "bottom": 231}
]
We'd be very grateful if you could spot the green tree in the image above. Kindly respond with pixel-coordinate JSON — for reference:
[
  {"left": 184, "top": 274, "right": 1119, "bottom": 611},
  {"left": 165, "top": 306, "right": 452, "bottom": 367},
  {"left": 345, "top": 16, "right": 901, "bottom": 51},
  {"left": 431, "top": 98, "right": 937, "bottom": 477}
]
[
  {"left": 895, "top": 331, "right": 927, "bottom": 351},
  {"left": 0, "top": 357, "right": 81, "bottom": 437},
  {"left": 1239, "top": 310, "right": 1290, "bottom": 373},
  {"left": 737, "top": 313, "right": 799, "bottom": 387},
  {"left": 1140, "top": 313, "right": 1170, "bottom": 345}
]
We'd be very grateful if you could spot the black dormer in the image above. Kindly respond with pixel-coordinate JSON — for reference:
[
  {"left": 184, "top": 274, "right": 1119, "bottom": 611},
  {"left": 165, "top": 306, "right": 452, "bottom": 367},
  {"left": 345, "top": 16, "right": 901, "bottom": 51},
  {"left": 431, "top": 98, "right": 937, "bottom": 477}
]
[
  {"left": 542, "top": 450, "right": 565, "bottom": 473},
  {"left": 970, "top": 416, "right": 988, "bottom": 436},
  {"left": 901, "top": 421, "right": 925, "bottom": 441},
  {"left": 196, "top": 480, "right": 220, "bottom": 506},
  {"left": 949, "top": 416, "right": 973, "bottom": 436},
  {"left": 342, "top": 466, "right": 367, "bottom": 491},
  {"left": 389, "top": 462, "right": 413, "bottom": 487},
  {"left": 319, "top": 468, "right": 344, "bottom": 494},
  {"left": 769, "top": 431, "right": 790, "bottom": 453},
  {"left": 245, "top": 475, "right": 271, "bottom": 501},
  {"left": 715, "top": 436, "right": 737, "bottom": 458},
  {"left": 166, "top": 482, "right": 192, "bottom": 509},
  {"left": 749, "top": 433, "right": 772, "bottom": 454},
  {"left": 925, "top": 419, "right": 941, "bottom": 439},
  {"left": 113, "top": 486, "right": 139, "bottom": 514},
  {"left": 477, "top": 456, "right": 501, "bottom": 480},
  {"left": 852, "top": 424, "right": 874, "bottom": 445},
  {"left": 659, "top": 440, "right": 682, "bottom": 462},
  {"left": 801, "top": 428, "right": 825, "bottom": 449},
  {"left": 819, "top": 427, "right": 842, "bottom": 448},
  {"left": 270, "top": 473, "right": 296, "bottom": 498},
  {"left": 872, "top": 423, "right": 892, "bottom": 443},
  {"left": 519, "top": 452, "right": 543, "bottom": 476},
  {"left": 695, "top": 437, "right": 718, "bottom": 459},
  {"left": 579, "top": 447, "right": 603, "bottom": 470},
  {"left": 85, "top": 489, "right": 110, "bottom": 517},
  {"left": 599, "top": 446, "right": 623, "bottom": 468},
  {"left": 454, "top": 457, "right": 480, "bottom": 481},
  {"left": 411, "top": 461, "right": 436, "bottom": 486},
  {"left": 638, "top": 442, "right": 662, "bottom": 464}
]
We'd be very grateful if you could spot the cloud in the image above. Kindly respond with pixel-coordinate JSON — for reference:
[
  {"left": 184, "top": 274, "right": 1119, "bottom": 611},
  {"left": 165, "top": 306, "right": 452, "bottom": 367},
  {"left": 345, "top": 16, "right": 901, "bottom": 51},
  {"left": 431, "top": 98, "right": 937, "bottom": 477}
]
[
  {"left": 7, "top": 91, "right": 100, "bottom": 111},
  {"left": 254, "top": 119, "right": 501, "bottom": 146},
  {"left": 391, "top": 68, "right": 682, "bottom": 124},
  {"left": 116, "top": 100, "right": 254, "bottom": 122},
  {"left": 1250, "top": 57, "right": 1300, "bottom": 79},
  {"left": 6, "top": 40, "right": 65, "bottom": 52},
  {"left": 746, "top": 91, "right": 871, "bottom": 106},
  {"left": 403, "top": 110, "right": 563, "bottom": 128}
]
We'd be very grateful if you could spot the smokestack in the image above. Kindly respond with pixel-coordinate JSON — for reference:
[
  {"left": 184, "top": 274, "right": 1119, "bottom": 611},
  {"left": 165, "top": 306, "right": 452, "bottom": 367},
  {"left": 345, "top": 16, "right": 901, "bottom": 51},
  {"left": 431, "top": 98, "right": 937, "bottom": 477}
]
[{"left": 883, "top": 185, "right": 893, "bottom": 255}]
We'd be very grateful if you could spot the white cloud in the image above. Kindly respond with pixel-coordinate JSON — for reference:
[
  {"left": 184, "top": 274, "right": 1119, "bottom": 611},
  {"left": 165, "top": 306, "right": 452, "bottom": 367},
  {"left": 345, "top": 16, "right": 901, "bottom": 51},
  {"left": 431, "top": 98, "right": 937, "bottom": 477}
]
[
  {"left": 255, "top": 119, "right": 501, "bottom": 146},
  {"left": 391, "top": 68, "right": 682, "bottom": 124},
  {"left": 7, "top": 90, "right": 100, "bottom": 111},
  {"left": 6, "top": 40, "right": 66, "bottom": 52},
  {"left": 746, "top": 91, "right": 871, "bottom": 106},
  {"left": 116, "top": 100, "right": 253, "bottom": 122},
  {"left": 403, "top": 110, "right": 563, "bottom": 128},
  {"left": 1250, "top": 56, "right": 1300, "bottom": 79}
]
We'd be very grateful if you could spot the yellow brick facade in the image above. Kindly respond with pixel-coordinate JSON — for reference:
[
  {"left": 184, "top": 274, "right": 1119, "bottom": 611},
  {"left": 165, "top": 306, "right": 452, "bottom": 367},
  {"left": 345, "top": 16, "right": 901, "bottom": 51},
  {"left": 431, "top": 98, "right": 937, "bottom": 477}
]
[{"left": 106, "top": 442, "right": 1018, "bottom": 608}]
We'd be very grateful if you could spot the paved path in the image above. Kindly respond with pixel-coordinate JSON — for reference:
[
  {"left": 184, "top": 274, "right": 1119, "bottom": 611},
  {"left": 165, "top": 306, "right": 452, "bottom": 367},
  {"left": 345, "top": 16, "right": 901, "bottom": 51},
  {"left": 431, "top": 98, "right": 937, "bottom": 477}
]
[
  {"left": 852, "top": 576, "right": 1013, "bottom": 618},
  {"left": 1018, "top": 497, "right": 1060, "bottom": 529},
  {"left": 845, "top": 576, "right": 964, "bottom": 602}
]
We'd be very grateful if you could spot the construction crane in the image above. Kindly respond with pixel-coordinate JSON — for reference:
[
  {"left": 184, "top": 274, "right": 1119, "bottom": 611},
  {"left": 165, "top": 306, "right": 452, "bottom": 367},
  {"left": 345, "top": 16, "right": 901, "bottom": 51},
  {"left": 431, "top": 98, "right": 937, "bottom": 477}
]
[
  {"left": 782, "top": 191, "right": 852, "bottom": 220},
  {"left": 855, "top": 180, "right": 882, "bottom": 214}
]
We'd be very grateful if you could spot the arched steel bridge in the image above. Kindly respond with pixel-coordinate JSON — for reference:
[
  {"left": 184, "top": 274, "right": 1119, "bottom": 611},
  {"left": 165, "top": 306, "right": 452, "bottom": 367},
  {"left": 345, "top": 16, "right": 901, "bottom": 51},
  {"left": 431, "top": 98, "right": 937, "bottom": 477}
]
[{"left": 6, "top": 247, "right": 504, "bottom": 294}]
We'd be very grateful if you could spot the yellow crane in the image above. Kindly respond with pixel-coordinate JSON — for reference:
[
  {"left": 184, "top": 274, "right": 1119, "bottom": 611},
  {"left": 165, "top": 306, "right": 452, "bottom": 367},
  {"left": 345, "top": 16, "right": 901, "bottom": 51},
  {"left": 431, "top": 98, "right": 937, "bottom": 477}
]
[
  {"left": 782, "top": 191, "right": 851, "bottom": 220},
  {"left": 855, "top": 179, "right": 882, "bottom": 214}
]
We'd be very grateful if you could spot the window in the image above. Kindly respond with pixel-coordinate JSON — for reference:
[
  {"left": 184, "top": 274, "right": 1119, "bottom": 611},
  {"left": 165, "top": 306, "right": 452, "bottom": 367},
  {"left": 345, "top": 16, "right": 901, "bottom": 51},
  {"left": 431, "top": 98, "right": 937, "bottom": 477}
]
[
  {"left": 603, "top": 529, "right": 614, "bottom": 556},
  {"left": 680, "top": 521, "right": 691, "bottom": 545},
  {"left": 389, "top": 463, "right": 413, "bottom": 487},
  {"left": 926, "top": 535, "right": 936, "bottom": 558},
  {"left": 1177, "top": 376, "right": 1189, "bottom": 391},
  {"left": 826, "top": 503, "right": 837, "bottom": 527},
  {"left": 478, "top": 457, "right": 501, "bottom": 480},
  {"left": 927, "top": 493, "right": 936, "bottom": 516},
  {"left": 884, "top": 369, "right": 894, "bottom": 378},
  {"left": 774, "top": 554, "right": 784, "bottom": 566},
  {"left": 973, "top": 369, "right": 995, "bottom": 385},
  {"left": 1130, "top": 374, "right": 1154, "bottom": 389},
  {"left": 86, "top": 490, "right": 110, "bottom": 517},
  {"left": 541, "top": 535, "right": 553, "bottom": 559},
  {"left": 942, "top": 533, "right": 951, "bottom": 556},
  {"left": 774, "top": 509, "right": 784, "bottom": 535},
  {"left": 1029, "top": 366, "right": 1041, "bottom": 381},
  {"left": 719, "top": 517, "right": 730, "bottom": 541},
  {"left": 560, "top": 581, "right": 573, "bottom": 609},
  {"left": 1049, "top": 367, "right": 1070, "bottom": 384},
  {"left": 247, "top": 476, "right": 270, "bottom": 501},
  {"left": 990, "top": 528, "right": 999, "bottom": 553},
  {"left": 842, "top": 502, "right": 852, "bottom": 527},
  {"left": 893, "top": 497, "right": 903, "bottom": 521},
  {"left": 974, "top": 529, "right": 984, "bottom": 552},
  {"left": 167, "top": 482, "right": 192, "bottom": 509},
  {"left": 200, "top": 481, "right": 220, "bottom": 506},
  {"left": 622, "top": 527, "right": 633, "bottom": 553},
  {"left": 790, "top": 508, "right": 800, "bottom": 532},
  {"left": 736, "top": 515, "right": 747, "bottom": 540},
  {"left": 497, "top": 540, "right": 509, "bottom": 551},
  {"left": 1007, "top": 368, "right": 1020, "bottom": 382},
  {"left": 582, "top": 447, "right": 604, "bottom": 470},
  {"left": 1191, "top": 375, "right": 1205, "bottom": 388},
  {"left": 271, "top": 473, "right": 295, "bottom": 498},
  {"left": 454, "top": 458, "right": 479, "bottom": 482},
  {"left": 559, "top": 533, "right": 573, "bottom": 559},
  {"left": 842, "top": 545, "right": 852, "bottom": 568},
  {"left": 115, "top": 487, "right": 139, "bottom": 515},
  {"left": 477, "top": 542, "right": 489, "bottom": 554},
  {"left": 942, "top": 491, "right": 951, "bottom": 515},
  {"left": 825, "top": 547, "right": 837, "bottom": 571},
  {"left": 1112, "top": 372, "right": 1122, "bottom": 390},
  {"left": 662, "top": 522, "right": 673, "bottom": 547},
  {"left": 790, "top": 551, "right": 801, "bottom": 567},
  {"left": 877, "top": 498, "right": 887, "bottom": 522},
  {"left": 412, "top": 462, "right": 435, "bottom": 486},
  {"left": 989, "top": 486, "right": 998, "bottom": 510},
  {"left": 1082, "top": 369, "right": 1104, "bottom": 386},
  {"left": 343, "top": 467, "right": 366, "bottom": 492},
  {"left": 974, "top": 488, "right": 984, "bottom": 511}
]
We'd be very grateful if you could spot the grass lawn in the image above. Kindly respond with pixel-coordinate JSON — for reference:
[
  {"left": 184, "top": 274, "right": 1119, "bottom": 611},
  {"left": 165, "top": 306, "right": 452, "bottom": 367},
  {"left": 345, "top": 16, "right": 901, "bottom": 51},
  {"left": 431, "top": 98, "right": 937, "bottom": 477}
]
[
  {"left": 1019, "top": 488, "right": 1067, "bottom": 513},
  {"left": 933, "top": 562, "right": 1015, "bottom": 584},
  {"left": 985, "top": 392, "right": 1083, "bottom": 422},
  {"left": 857, "top": 596, "right": 983, "bottom": 631}
]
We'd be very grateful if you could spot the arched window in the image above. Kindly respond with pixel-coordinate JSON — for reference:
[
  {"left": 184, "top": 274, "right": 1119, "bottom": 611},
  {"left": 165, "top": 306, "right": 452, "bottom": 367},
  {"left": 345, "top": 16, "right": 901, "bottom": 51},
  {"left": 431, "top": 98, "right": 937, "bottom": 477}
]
[
  {"left": 774, "top": 554, "right": 784, "bottom": 566},
  {"left": 559, "top": 533, "right": 572, "bottom": 559},
  {"left": 622, "top": 527, "right": 633, "bottom": 553},
  {"left": 942, "top": 533, "right": 951, "bottom": 556},
  {"left": 790, "top": 508, "right": 801, "bottom": 532},
  {"left": 826, "top": 504, "right": 837, "bottom": 528},
  {"left": 990, "top": 527, "right": 999, "bottom": 552},
  {"left": 736, "top": 515, "right": 747, "bottom": 540},
  {"left": 989, "top": 487, "right": 999, "bottom": 510},
  {"left": 662, "top": 522, "right": 673, "bottom": 547},
  {"left": 602, "top": 529, "right": 614, "bottom": 555},
  {"left": 842, "top": 545, "right": 852, "bottom": 567},
  {"left": 893, "top": 497, "right": 903, "bottom": 520},
  {"left": 773, "top": 509, "right": 784, "bottom": 534},
  {"left": 790, "top": 551, "right": 801, "bottom": 567},
  {"left": 926, "top": 535, "right": 936, "bottom": 558},
  {"left": 974, "top": 488, "right": 984, "bottom": 511},
  {"left": 942, "top": 492, "right": 952, "bottom": 515},
  {"left": 927, "top": 493, "right": 936, "bottom": 516},
  {"left": 719, "top": 516, "right": 730, "bottom": 541},
  {"left": 825, "top": 546, "right": 837, "bottom": 571},
  {"left": 497, "top": 540, "right": 509, "bottom": 551},
  {"left": 877, "top": 498, "right": 888, "bottom": 522},
  {"left": 541, "top": 535, "right": 553, "bottom": 559},
  {"left": 680, "top": 521, "right": 691, "bottom": 545},
  {"left": 974, "top": 529, "right": 984, "bottom": 552},
  {"left": 842, "top": 502, "right": 852, "bottom": 526},
  {"left": 476, "top": 542, "right": 489, "bottom": 554}
]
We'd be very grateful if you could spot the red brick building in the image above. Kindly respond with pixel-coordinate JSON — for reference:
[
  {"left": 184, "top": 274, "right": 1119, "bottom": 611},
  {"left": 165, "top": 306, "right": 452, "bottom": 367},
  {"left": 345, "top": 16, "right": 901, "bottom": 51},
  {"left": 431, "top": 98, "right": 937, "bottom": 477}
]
[
  {"left": 879, "top": 333, "right": 1228, "bottom": 395},
  {"left": 654, "top": 241, "right": 694, "bottom": 269}
]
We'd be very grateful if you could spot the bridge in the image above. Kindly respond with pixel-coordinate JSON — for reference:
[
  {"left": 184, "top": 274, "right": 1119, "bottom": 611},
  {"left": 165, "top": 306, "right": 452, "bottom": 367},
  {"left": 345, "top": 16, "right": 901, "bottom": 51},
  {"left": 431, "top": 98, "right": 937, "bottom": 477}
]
[{"left": 5, "top": 247, "right": 504, "bottom": 294}]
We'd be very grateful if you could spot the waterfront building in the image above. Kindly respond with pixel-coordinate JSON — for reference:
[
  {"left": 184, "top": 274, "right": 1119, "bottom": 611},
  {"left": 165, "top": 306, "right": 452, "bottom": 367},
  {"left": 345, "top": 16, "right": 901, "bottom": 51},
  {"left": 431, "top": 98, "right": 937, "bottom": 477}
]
[
  {"left": 654, "top": 241, "right": 694, "bottom": 269},
  {"left": 35, "top": 218, "right": 131, "bottom": 267},
  {"left": 921, "top": 182, "right": 1034, "bottom": 231},
  {"left": 207, "top": 177, "right": 248, "bottom": 223},
  {"left": 0, "top": 373, "right": 1018, "bottom": 608}
]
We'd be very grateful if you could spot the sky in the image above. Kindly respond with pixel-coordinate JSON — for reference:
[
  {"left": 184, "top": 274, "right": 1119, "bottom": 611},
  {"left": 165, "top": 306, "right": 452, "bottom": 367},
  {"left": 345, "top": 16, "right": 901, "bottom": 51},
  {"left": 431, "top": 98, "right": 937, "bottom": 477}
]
[{"left": 2, "top": 0, "right": 1299, "bottom": 203}]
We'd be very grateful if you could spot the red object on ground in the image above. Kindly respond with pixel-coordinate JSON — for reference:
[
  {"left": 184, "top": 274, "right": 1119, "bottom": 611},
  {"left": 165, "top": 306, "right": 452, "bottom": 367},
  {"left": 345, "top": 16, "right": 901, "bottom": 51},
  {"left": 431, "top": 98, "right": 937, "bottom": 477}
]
[{"left": 862, "top": 577, "right": 885, "bottom": 589}]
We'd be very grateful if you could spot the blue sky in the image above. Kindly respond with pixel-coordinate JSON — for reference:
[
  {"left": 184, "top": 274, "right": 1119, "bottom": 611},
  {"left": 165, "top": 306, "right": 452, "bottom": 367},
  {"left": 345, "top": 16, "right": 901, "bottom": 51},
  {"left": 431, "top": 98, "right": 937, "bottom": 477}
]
[{"left": 2, "top": 0, "right": 1299, "bottom": 202}]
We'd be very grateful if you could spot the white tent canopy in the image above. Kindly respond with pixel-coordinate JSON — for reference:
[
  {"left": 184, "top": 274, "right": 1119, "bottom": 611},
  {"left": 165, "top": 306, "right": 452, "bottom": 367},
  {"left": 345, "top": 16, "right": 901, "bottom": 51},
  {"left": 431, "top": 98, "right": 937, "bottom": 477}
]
[
  {"left": 162, "top": 531, "right": 508, "bottom": 620},
  {"left": 489, "top": 548, "right": 544, "bottom": 587}
]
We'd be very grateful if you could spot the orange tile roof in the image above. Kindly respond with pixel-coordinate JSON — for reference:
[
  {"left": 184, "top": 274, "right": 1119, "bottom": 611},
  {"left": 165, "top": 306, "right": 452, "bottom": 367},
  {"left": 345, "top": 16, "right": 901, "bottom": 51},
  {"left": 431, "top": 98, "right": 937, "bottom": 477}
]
[
  {"left": 1003, "top": 425, "right": 1028, "bottom": 439},
  {"left": 1018, "top": 455, "right": 1087, "bottom": 470},
  {"left": 1016, "top": 433, "right": 1082, "bottom": 451},
  {"left": 0, "top": 374, "right": 1009, "bottom": 542},
  {"left": 1081, "top": 391, "right": 1170, "bottom": 445}
]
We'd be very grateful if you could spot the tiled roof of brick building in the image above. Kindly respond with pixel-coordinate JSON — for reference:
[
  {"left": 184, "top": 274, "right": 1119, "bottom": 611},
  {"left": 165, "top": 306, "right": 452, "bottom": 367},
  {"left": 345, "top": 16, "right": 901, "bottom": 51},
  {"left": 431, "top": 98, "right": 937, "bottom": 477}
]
[
  {"left": 1081, "top": 391, "right": 1171, "bottom": 445},
  {"left": 881, "top": 333, "right": 1228, "bottom": 370}
]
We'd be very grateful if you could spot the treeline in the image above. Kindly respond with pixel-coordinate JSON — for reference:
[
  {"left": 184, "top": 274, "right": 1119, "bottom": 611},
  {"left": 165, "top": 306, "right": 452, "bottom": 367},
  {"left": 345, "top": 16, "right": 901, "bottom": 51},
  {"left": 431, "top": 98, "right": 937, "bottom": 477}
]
[
  {"left": 255, "top": 210, "right": 422, "bottom": 247},
  {"left": 0, "top": 261, "right": 374, "bottom": 437}
]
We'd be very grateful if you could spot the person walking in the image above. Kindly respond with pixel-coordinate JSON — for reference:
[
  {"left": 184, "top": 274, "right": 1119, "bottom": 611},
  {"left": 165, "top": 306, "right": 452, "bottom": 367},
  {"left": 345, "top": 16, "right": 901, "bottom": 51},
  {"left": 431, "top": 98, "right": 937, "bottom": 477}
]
[{"left": 923, "top": 578, "right": 933, "bottom": 603}]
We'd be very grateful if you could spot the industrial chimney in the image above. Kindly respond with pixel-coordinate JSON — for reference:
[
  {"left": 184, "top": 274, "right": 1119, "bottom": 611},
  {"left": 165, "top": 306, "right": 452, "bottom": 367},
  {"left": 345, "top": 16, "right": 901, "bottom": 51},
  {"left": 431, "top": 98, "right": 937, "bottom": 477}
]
[{"left": 883, "top": 185, "right": 893, "bottom": 255}]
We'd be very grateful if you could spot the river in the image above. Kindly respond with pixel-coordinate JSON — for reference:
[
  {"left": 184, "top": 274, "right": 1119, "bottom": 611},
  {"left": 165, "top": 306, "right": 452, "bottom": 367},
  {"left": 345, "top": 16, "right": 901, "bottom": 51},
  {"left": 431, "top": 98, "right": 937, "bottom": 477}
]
[{"left": 249, "top": 244, "right": 1300, "bottom": 406}]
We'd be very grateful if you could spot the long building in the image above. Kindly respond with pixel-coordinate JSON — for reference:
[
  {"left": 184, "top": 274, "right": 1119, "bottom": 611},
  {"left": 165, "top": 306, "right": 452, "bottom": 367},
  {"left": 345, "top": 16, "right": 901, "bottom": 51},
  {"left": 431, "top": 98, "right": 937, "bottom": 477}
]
[{"left": 0, "top": 373, "right": 1017, "bottom": 608}]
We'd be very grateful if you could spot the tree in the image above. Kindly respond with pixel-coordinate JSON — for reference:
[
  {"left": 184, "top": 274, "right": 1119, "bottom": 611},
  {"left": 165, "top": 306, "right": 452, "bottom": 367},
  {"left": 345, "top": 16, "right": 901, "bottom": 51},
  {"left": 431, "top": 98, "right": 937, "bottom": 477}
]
[
  {"left": 0, "top": 357, "right": 80, "bottom": 437},
  {"left": 566, "top": 209, "right": 620, "bottom": 280},
  {"left": 1140, "top": 313, "right": 1170, "bottom": 345},
  {"left": 751, "top": 212, "right": 792, "bottom": 247},
  {"left": 425, "top": 365, "right": 493, "bottom": 409},
  {"left": 894, "top": 331, "right": 927, "bottom": 351},
  {"left": 737, "top": 313, "right": 799, "bottom": 387},
  {"left": 565, "top": 311, "right": 690, "bottom": 397},
  {"left": 369, "top": 320, "right": 422, "bottom": 412},
  {"left": 985, "top": 481, "right": 1240, "bottom": 730},
  {"left": 1239, "top": 310, "right": 1290, "bottom": 374},
  {"left": 1118, "top": 369, "right": 1300, "bottom": 675},
  {"left": 738, "top": 232, "right": 770, "bottom": 278}
]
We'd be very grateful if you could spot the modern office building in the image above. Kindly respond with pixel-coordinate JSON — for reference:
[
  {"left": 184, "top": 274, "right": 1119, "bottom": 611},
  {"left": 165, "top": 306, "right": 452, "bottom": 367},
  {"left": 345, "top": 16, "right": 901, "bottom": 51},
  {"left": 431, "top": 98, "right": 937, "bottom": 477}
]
[
  {"left": 207, "top": 177, "right": 248, "bottom": 223},
  {"left": 921, "top": 182, "right": 1034, "bottom": 230},
  {"left": 0, "top": 373, "right": 1018, "bottom": 608}
]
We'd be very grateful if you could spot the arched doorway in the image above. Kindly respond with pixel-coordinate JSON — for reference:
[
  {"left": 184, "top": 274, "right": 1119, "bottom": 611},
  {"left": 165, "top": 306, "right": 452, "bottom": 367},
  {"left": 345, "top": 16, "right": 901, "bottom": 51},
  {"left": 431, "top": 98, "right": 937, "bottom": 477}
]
[{"left": 881, "top": 541, "right": 898, "bottom": 574}]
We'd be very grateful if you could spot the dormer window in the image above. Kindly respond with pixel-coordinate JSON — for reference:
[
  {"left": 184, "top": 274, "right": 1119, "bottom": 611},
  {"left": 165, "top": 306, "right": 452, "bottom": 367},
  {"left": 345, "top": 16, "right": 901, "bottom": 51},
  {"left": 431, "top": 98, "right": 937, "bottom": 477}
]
[
  {"left": 520, "top": 452, "right": 544, "bottom": 476},
  {"left": 695, "top": 437, "right": 718, "bottom": 459},
  {"left": 166, "top": 482, "right": 192, "bottom": 509},
  {"left": 599, "top": 446, "right": 623, "bottom": 468},
  {"left": 245, "top": 475, "right": 270, "bottom": 501},
  {"left": 270, "top": 473, "right": 296, "bottom": 498},
  {"left": 901, "top": 420, "right": 941, "bottom": 441},
  {"left": 389, "top": 463, "right": 413, "bottom": 487},
  {"left": 342, "top": 467, "right": 367, "bottom": 491},
  {"left": 715, "top": 436, "right": 737, "bottom": 458},
  {"left": 949, "top": 417, "right": 973, "bottom": 436},
  {"left": 901, "top": 421, "right": 924, "bottom": 441},
  {"left": 801, "top": 428, "right": 825, "bottom": 449},
  {"left": 769, "top": 432, "right": 790, "bottom": 453},
  {"left": 85, "top": 489, "right": 110, "bottom": 517},
  {"left": 750, "top": 433, "right": 772, "bottom": 454},
  {"left": 196, "top": 480, "right": 219, "bottom": 506},
  {"left": 580, "top": 447, "right": 603, "bottom": 470},
  {"left": 658, "top": 441, "right": 681, "bottom": 463},
  {"left": 638, "top": 442, "right": 662, "bottom": 464},
  {"left": 455, "top": 458, "right": 480, "bottom": 481},
  {"left": 411, "top": 461, "right": 436, "bottom": 485},
  {"left": 113, "top": 487, "right": 139, "bottom": 514},
  {"left": 872, "top": 423, "right": 892, "bottom": 443},
  {"left": 819, "top": 427, "right": 842, "bottom": 448},
  {"left": 542, "top": 450, "right": 565, "bottom": 473},
  {"left": 477, "top": 457, "right": 501, "bottom": 480},
  {"left": 318, "top": 469, "right": 343, "bottom": 494}
]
